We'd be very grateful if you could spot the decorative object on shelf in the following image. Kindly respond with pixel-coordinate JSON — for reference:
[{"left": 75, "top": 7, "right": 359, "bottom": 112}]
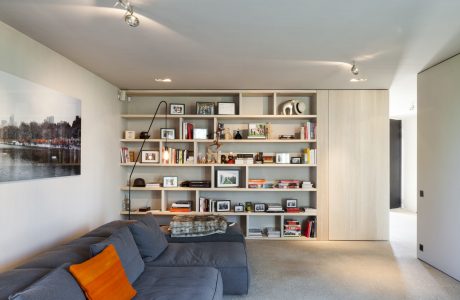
[
  {"left": 281, "top": 100, "right": 306, "bottom": 115},
  {"left": 197, "top": 153, "right": 206, "bottom": 164},
  {"left": 255, "top": 152, "right": 263, "bottom": 164},
  {"left": 290, "top": 157, "right": 301, "bottom": 164},
  {"left": 221, "top": 155, "right": 228, "bottom": 164},
  {"left": 234, "top": 130, "right": 242, "bottom": 139},
  {"left": 216, "top": 169, "right": 239, "bottom": 188},
  {"left": 140, "top": 131, "right": 150, "bottom": 139},
  {"left": 217, "top": 123, "right": 225, "bottom": 138},
  {"left": 245, "top": 202, "right": 253, "bottom": 212},
  {"left": 141, "top": 150, "right": 160, "bottom": 163},
  {"left": 276, "top": 153, "right": 290, "bottom": 164},
  {"left": 217, "top": 102, "right": 236, "bottom": 115},
  {"left": 129, "top": 151, "right": 135, "bottom": 162},
  {"left": 226, "top": 153, "right": 236, "bottom": 164},
  {"left": 133, "top": 178, "right": 146, "bottom": 187},
  {"left": 124, "top": 130, "right": 136, "bottom": 139},
  {"left": 127, "top": 100, "right": 169, "bottom": 219},
  {"left": 224, "top": 128, "right": 233, "bottom": 140},
  {"left": 160, "top": 128, "right": 175, "bottom": 140},
  {"left": 185, "top": 180, "right": 211, "bottom": 188},
  {"left": 216, "top": 200, "right": 231, "bottom": 212},
  {"left": 285, "top": 199, "right": 298, "bottom": 208},
  {"left": 265, "top": 122, "right": 272, "bottom": 139},
  {"left": 163, "top": 176, "right": 178, "bottom": 188},
  {"left": 196, "top": 102, "right": 215, "bottom": 115},
  {"left": 247, "top": 123, "right": 266, "bottom": 139},
  {"left": 262, "top": 154, "right": 275, "bottom": 164},
  {"left": 254, "top": 203, "right": 266, "bottom": 212},
  {"left": 279, "top": 134, "right": 295, "bottom": 139},
  {"left": 138, "top": 206, "right": 151, "bottom": 212},
  {"left": 193, "top": 128, "right": 208, "bottom": 140},
  {"left": 170, "top": 103, "right": 185, "bottom": 115},
  {"left": 234, "top": 204, "right": 244, "bottom": 212}
]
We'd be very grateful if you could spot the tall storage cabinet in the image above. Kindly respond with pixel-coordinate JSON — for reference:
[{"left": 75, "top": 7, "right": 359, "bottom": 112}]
[{"left": 328, "top": 90, "right": 389, "bottom": 240}]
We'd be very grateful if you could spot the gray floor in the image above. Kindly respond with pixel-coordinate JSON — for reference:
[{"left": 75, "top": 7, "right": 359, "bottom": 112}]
[{"left": 225, "top": 210, "right": 460, "bottom": 300}]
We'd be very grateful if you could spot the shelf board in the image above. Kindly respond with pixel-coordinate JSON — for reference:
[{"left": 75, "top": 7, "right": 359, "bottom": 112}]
[
  {"left": 246, "top": 236, "right": 317, "bottom": 241},
  {"left": 121, "top": 186, "right": 317, "bottom": 192},
  {"left": 121, "top": 114, "right": 317, "bottom": 120},
  {"left": 120, "top": 163, "right": 316, "bottom": 168},
  {"left": 120, "top": 210, "right": 317, "bottom": 216},
  {"left": 120, "top": 138, "right": 316, "bottom": 143}
]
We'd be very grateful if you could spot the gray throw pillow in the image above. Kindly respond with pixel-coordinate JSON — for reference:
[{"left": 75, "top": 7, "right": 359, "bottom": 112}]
[
  {"left": 90, "top": 226, "right": 144, "bottom": 283},
  {"left": 8, "top": 264, "right": 85, "bottom": 300},
  {"left": 128, "top": 215, "right": 168, "bottom": 262}
]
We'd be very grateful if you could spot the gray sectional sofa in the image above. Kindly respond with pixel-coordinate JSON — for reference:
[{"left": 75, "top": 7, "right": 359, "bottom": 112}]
[{"left": 0, "top": 216, "right": 249, "bottom": 300}]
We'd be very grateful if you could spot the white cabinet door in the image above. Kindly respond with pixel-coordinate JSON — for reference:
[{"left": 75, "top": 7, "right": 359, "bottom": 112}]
[{"left": 329, "top": 90, "right": 389, "bottom": 240}]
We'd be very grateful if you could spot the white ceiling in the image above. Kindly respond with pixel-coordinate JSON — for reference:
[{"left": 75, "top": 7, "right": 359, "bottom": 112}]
[{"left": 1, "top": 0, "right": 460, "bottom": 116}]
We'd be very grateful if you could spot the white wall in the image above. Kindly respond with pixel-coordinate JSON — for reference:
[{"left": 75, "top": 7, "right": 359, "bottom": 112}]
[
  {"left": 418, "top": 53, "right": 460, "bottom": 281},
  {"left": 0, "top": 22, "right": 122, "bottom": 271},
  {"left": 401, "top": 115, "right": 417, "bottom": 212}
]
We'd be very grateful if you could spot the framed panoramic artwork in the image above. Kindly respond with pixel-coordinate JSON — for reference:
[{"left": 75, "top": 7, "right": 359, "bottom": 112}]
[
  {"left": 216, "top": 169, "right": 239, "bottom": 188},
  {"left": 0, "top": 71, "right": 81, "bottom": 182}
]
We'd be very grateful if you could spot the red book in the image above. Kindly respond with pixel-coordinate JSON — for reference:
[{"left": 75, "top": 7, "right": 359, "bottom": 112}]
[{"left": 305, "top": 221, "right": 311, "bottom": 238}]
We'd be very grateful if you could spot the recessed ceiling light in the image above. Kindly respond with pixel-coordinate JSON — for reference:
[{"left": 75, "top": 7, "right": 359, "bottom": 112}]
[
  {"left": 154, "top": 78, "right": 172, "bottom": 83},
  {"left": 350, "top": 78, "right": 367, "bottom": 82}
]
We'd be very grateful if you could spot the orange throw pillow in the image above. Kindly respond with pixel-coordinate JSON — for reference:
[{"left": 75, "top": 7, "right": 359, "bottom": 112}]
[{"left": 69, "top": 244, "right": 137, "bottom": 300}]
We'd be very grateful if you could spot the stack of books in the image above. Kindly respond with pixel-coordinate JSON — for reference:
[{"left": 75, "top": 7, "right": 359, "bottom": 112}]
[
  {"left": 182, "top": 122, "right": 194, "bottom": 139},
  {"left": 266, "top": 203, "right": 284, "bottom": 213},
  {"left": 301, "top": 181, "right": 314, "bottom": 189},
  {"left": 305, "top": 218, "right": 316, "bottom": 238},
  {"left": 248, "top": 228, "right": 263, "bottom": 238},
  {"left": 235, "top": 153, "right": 254, "bottom": 165},
  {"left": 264, "top": 227, "right": 281, "bottom": 238},
  {"left": 285, "top": 207, "right": 301, "bottom": 213},
  {"left": 303, "top": 148, "right": 317, "bottom": 164},
  {"left": 248, "top": 179, "right": 266, "bottom": 188},
  {"left": 170, "top": 201, "right": 192, "bottom": 212},
  {"left": 120, "top": 147, "right": 130, "bottom": 163},
  {"left": 277, "top": 180, "right": 300, "bottom": 189},
  {"left": 284, "top": 219, "right": 301, "bottom": 237},
  {"left": 145, "top": 182, "right": 161, "bottom": 188},
  {"left": 303, "top": 121, "right": 316, "bottom": 140}
]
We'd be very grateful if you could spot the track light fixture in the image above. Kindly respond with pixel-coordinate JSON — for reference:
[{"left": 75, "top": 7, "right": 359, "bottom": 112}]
[
  {"left": 115, "top": 0, "right": 140, "bottom": 27},
  {"left": 350, "top": 61, "right": 359, "bottom": 75}
]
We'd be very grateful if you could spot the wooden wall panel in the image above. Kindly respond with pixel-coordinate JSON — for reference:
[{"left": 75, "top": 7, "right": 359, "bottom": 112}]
[
  {"left": 316, "top": 90, "right": 329, "bottom": 240},
  {"left": 328, "top": 90, "right": 389, "bottom": 240}
]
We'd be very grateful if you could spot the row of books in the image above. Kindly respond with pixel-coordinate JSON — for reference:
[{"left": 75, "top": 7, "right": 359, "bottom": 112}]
[
  {"left": 161, "top": 147, "right": 194, "bottom": 164},
  {"left": 182, "top": 122, "right": 194, "bottom": 139},
  {"left": 120, "top": 147, "right": 132, "bottom": 163},
  {"left": 170, "top": 201, "right": 192, "bottom": 212},
  {"left": 248, "top": 179, "right": 314, "bottom": 189},
  {"left": 199, "top": 197, "right": 221, "bottom": 212},
  {"left": 302, "top": 121, "right": 316, "bottom": 140},
  {"left": 303, "top": 148, "right": 317, "bottom": 165},
  {"left": 284, "top": 218, "right": 316, "bottom": 238}
]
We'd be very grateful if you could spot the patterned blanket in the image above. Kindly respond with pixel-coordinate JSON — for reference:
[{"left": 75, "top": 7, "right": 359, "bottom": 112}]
[{"left": 170, "top": 215, "right": 228, "bottom": 237}]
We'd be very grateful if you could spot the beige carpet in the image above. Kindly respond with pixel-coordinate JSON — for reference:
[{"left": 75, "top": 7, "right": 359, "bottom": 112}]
[{"left": 225, "top": 210, "right": 460, "bottom": 300}]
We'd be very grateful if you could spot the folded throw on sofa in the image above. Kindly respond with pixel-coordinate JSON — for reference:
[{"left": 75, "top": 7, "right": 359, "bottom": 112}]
[{"left": 170, "top": 215, "right": 227, "bottom": 237}]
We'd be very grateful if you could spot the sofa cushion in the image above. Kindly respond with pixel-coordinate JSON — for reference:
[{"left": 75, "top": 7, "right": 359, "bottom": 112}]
[
  {"left": 165, "top": 223, "right": 245, "bottom": 244},
  {"left": 17, "top": 246, "right": 90, "bottom": 269},
  {"left": 82, "top": 220, "right": 134, "bottom": 238},
  {"left": 65, "top": 236, "right": 106, "bottom": 247},
  {"left": 70, "top": 244, "right": 136, "bottom": 300},
  {"left": 9, "top": 264, "right": 85, "bottom": 300},
  {"left": 128, "top": 217, "right": 168, "bottom": 262},
  {"left": 90, "top": 227, "right": 144, "bottom": 283},
  {"left": 133, "top": 266, "right": 222, "bottom": 300},
  {"left": 0, "top": 268, "right": 51, "bottom": 300},
  {"left": 146, "top": 242, "right": 249, "bottom": 295}
]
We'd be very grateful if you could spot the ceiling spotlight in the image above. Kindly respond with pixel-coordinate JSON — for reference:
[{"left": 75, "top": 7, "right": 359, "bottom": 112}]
[
  {"left": 115, "top": 0, "right": 140, "bottom": 27},
  {"left": 155, "top": 78, "right": 172, "bottom": 83},
  {"left": 351, "top": 61, "right": 359, "bottom": 75}
]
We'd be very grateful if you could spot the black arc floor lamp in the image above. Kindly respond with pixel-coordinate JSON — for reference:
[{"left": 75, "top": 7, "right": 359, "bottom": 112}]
[{"left": 128, "top": 100, "right": 168, "bottom": 220}]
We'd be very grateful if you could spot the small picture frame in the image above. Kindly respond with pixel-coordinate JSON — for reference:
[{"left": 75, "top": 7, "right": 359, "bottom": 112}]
[
  {"left": 124, "top": 130, "right": 136, "bottom": 139},
  {"left": 141, "top": 150, "right": 159, "bottom": 163},
  {"left": 170, "top": 103, "right": 185, "bottom": 115},
  {"left": 196, "top": 102, "right": 215, "bottom": 115},
  {"left": 160, "top": 128, "right": 175, "bottom": 140},
  {"left": 276, "top": 153, "right": 290, "bottom": 164},
  {"left": 234, "top": 204, "right": 244, "bottom": 212},
  {"left": 216, "top": 169, "right": 239, "bottom": 188},
  {"left": 285, "top": 199, "right": 298, "bottom": 208},
  {"left": 290, "top": 157, "right": 302, "bottom": 164},
  {"left": 254, "top": 203, "right": 266, "bottom": 212},
  {"left": 217, "top": 102, "right": 236, "bottom": 115},
  {"left": 163, "top": 176, "right": 178, "bottom": 188},
  {"left": 248, "top": 123, "right": 266, "bottom": 139},
  {"left": 193, "top": 128, "right": 208, "bottom": 140},
  {"left": 216, "top": 200, "right": 231, "bottom": 212}
]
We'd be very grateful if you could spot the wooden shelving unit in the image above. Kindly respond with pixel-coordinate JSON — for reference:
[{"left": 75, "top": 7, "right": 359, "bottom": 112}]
[{"left": 120, "top": 90, "right": 320, "bottom": 240}]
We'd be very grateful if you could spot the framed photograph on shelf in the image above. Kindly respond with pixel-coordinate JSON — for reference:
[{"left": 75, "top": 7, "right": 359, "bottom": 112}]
[
  {"left": 196, "top": 102, "right": 215, "bottom": 115},
  {"left": 275, "top": 153, "right": 290, "bottom": 164},
  {"left": 170, "top": 103, "right": 185, "bottom": 115},
  {"left": 141, "top": 150, "right": 160, "bottom": 163},
  {"left": 290, "top": 157, "right": 302, "bottom": 164},
  {"left": 247, "top": 123, "right": 266, "bottom": 139},
  {"left": 216, "top": 169, "right": 239, "bottom": 188},
  {"left": 217, "top": 102, "right": 236, "bottom": 115},
  {"left": 285, "top": 199, "right": 298, "bottom": 208},
  {"left": 193, "top": 128, "right": 208, "bottom": 140},
  {"left": 216, "top": 200, "right": 231, "bottom": 212},
  {"left": 160, "top": 128, "right": 175, "bottom": 140},
  {"left": 234, "top": 204, "right": 244, "bottom": 212},
  {"left": 163, "top": 176, "right": 178, "bottom": 188},
  {"left": 254, "top": 203, "right": 266, "bottom": 212}
]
